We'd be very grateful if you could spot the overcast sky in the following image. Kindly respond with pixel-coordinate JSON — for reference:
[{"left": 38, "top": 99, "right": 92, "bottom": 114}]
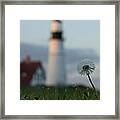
[{"left": 20, "top": 20, "right": 100, "bottom": 56}]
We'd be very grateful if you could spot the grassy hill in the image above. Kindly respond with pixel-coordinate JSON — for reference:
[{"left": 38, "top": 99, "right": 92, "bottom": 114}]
[{"left": 20, "top": 85, "right": 100, "bottom": 100}]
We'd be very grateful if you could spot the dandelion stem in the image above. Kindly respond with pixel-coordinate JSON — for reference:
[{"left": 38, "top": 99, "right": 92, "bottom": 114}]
[{"left": 87, "top": 74, "right": 96, "bottom": 90}]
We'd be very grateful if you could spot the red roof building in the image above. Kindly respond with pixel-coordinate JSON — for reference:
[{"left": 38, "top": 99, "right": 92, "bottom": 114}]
[{"left": 20, "top": 56, "right": 46, "bottom": 87}]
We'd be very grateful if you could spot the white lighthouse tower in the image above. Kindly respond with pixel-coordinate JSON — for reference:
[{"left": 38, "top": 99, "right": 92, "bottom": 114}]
[{"left": 47, "top": 20, "right": 66, "bottom": 86}]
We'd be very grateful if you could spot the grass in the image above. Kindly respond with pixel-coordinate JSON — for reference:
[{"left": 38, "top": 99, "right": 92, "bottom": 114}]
[{"left": 20, "top": 85, "right": 100, "bottom": 100}]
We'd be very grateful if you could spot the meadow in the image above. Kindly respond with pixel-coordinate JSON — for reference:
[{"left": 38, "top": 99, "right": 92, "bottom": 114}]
[{"left": 20, "top": 85, "right": 100, "bottom": 100}]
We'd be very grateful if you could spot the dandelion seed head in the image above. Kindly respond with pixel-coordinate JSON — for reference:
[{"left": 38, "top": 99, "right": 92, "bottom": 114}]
[{"left": 77, "top": 59, "right": 95, "bottom": 76}]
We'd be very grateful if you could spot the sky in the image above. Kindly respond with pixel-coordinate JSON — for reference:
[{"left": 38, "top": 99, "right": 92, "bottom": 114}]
[{"left": 20, "top": 20, "right": 100, "bottom": 56}]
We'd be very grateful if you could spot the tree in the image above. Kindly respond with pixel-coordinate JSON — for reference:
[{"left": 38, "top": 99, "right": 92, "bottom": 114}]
[{"left": 77, "top": 59, "right": 96, "bottom": 90}]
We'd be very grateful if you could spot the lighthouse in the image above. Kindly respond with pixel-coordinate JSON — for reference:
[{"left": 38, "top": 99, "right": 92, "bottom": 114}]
[{"left": 47, "top": 20, "right": 66, "bottom": 86}]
